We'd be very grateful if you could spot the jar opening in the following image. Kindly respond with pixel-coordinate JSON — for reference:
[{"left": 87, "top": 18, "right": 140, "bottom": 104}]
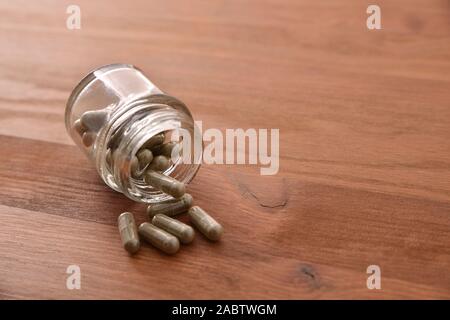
[{"left": 98, "top": 104, "right": 200, "bottom": 203}]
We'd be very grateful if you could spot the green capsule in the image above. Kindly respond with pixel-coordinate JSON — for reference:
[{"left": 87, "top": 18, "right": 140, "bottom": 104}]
[
  {"left": 137, "top": 149, "right": 153, "bottom": 168},
  {"left": 188, "top": 206, "right": 223, "bottom": 241},
  {"left": 82, "top": 131, "right": 96, "bottom": 147},
  {"left": 144, "top": 170, "right": 185, "bottom": 198},
  {"left": 147, "top": 193, "right": 193, "bottom": 218},
  {"left": 142, "top": 133, "right": 165, "bottom": 150},
  {"left": 148, "top": 155, "right": 171, "bottom": 172},
  {"left": 118, "top": 212, "right": 140, "bottom": 254},
  {"left": 152, "top": 141, "right": 178, "bottom": 157},
  {"left": 152, "top": 214, "right": 195, "bottom": 244},
  {"left": 138, "top": 222, "right": 180, "bottom": 255},
  {"left": 130, "top": 155, "right": 140, "bottom": 178},
  {"left": 80, "top": 109, "right": 108, "bottom": 132},
  {"left": 73, "top": 119, "right": 85, "bottom": 136}
]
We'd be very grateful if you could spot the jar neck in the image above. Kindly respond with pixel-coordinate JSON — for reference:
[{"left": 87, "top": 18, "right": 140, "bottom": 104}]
[{"left": 96, "top": 98, "right": 201, "bottom": 203}]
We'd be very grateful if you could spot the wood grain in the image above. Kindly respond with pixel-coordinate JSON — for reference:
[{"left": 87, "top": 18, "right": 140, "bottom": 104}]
[{"left": 0, "top": 0, "right": 449, "bottom": 299}]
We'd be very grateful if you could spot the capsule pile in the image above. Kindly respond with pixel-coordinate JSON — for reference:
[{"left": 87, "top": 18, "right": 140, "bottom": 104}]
[
  {"left": 117, "top": 136, "right": 222, "bottom": 255},
  {"left": 73, "top": 109, "right": 224, "bottom": 256},
  {"left": 119, "top": 194, "right": 223, "bottom": 255}
]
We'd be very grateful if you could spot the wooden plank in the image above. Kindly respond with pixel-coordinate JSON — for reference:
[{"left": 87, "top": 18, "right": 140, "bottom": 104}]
[
  {"left": 0, "top": 135, "right": 449, "bottom": 298},
  {"left": 1, "top": 205, "right": 448, "bottom": 299},
  {"left": 0, "top": 0, "right": 449, "bottom": 298}
]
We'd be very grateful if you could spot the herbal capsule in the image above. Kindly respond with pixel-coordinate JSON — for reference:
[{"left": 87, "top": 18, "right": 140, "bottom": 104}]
[
  {"left": 137, "top": 149, "right": 153, "bottom": 168},
  {"left": 143, "top": 132, "right": 165, "bottom": 150},
  {"left": 152, "top": 214, "right": 195, "bottom": 244},
  {"left": 82, "top": 131, "right": 96, "bottom": 147},
  {"left": 73, "top": 119, "right": 85, "bottom": 136},
  {"left": 152, "top": 141, "right": 178, "bottom": 158},
  {"left": 80, "top": 109, "right": 108, "bottom": 132},
  {"left": 188, "top": 206, "right": 223, "bottom": 241},
  {"left": 138, "top": 222, "right": 180, "bottom": 254},
  {"left": 118, "top": 212, "right": 140, "bottom": 254},
  {"left": 148, "top": 155, "right": 170, "bottom": 172},
  {"left": 147, "top": 193, "right": 193, "bottom": 218},
  {"left": 144, "top": 170, "right": 185, "bottom": 198},
  {"left": 130, "top": 155, "right": 140, "bottom": 178}
]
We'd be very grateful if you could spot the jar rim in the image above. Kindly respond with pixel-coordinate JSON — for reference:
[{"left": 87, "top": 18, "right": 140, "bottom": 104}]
[{"left": 99, "top": 103, "right": 201, "bottom": 203}]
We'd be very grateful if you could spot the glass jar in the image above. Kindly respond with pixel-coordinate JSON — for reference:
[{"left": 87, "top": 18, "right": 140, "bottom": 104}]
[{"left": 65, "top": 64, "right": 201, "bottom": 203}]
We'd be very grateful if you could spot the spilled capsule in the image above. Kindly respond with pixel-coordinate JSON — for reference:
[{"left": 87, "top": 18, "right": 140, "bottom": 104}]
[
  {"left": 152, "top": 214, "right": 195, "bottom": 244},
  {"left": 138, "top": 222, "right": 180, "bottom": 255},
  {"left": 117, "top": 212, "right": 140, "bottom": 254},
  {"left": 144, "top": 170, "right": 185, "bottom": 198},
  {"left": 147, "top": 193, "right": 193, "bottom": 218},
  {"left": 188, "top": 206, "right": 223, "bottom": 241}
]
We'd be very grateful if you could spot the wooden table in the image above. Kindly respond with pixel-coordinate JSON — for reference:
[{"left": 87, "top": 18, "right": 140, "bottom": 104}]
[{"left": 0, "top": 0, "right": 449, "bottom": 299}]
